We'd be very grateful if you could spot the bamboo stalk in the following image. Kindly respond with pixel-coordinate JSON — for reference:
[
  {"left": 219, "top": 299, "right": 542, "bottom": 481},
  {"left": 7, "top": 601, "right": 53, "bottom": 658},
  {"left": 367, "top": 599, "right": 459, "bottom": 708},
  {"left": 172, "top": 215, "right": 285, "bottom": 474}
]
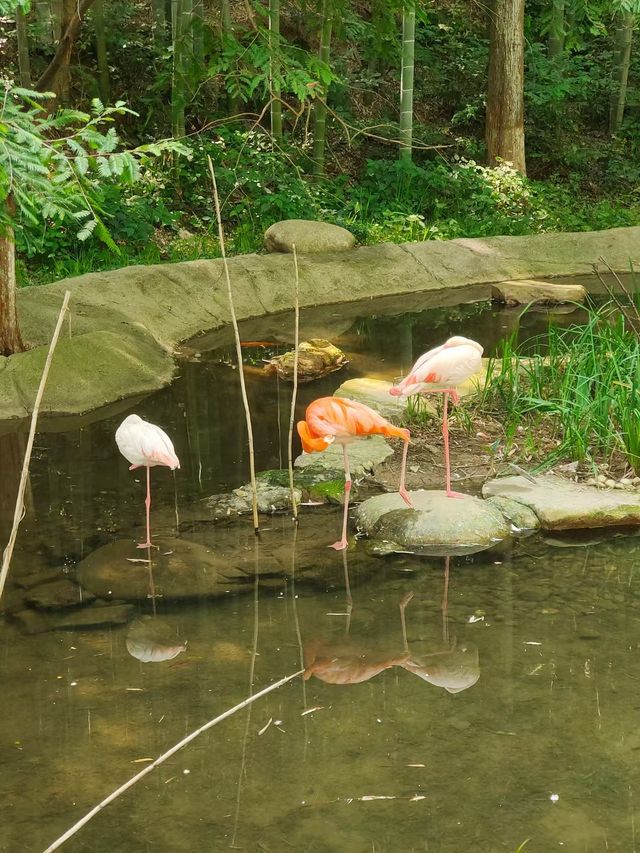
[
  {"left": 0, "top": 290, "right": 71, "bottom": 605},
  {"left": 399, "top": 0, "right": 415, "bottom": 162},
  {"left": 312, "top": 0, "right": 333, "bottom": 177},
  {"left": 42, "top": 669, "right": 304, "bottom": 852},
  {"left": 547, "top": 0, "right": 565, "bottom": 57},
  {"left": 207, "top": 156, "right": 260, "bottom": 533},
  {"left": 269, "top": 0, "right": 283, "bottom": 141},
  {"left": 287, "top": 245, "right": 300, "bottom": 521},
  {"left": 609, "top": 11, "right": 634, "bottom": 135},
  {"left": 92, "top": 0, "right": 110, "bottom": 103}
]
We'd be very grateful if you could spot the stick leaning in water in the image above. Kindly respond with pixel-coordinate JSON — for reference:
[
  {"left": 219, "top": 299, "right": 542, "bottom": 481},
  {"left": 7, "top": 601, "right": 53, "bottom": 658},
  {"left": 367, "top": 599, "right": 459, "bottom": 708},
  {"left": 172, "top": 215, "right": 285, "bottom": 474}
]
[
  {"left": 287, "top": 244, "right": 300, "bottom": 521},
  {"left": 43, "top": 669, "right": 304, "bottom": 852},
  {"left": 207, "top": 155, "right": 259, "bottom": 534},
  {"left": 0, "top": 290, "right": 71, "bottom": 605}
]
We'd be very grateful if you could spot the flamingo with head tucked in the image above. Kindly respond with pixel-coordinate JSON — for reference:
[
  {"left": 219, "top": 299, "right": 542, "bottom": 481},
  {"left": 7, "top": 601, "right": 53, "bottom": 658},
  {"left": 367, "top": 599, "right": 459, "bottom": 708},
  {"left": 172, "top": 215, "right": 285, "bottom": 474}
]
[
  {"left": 390, "top": 336, "right": 483, "bottom": 498},
  {"left": 115, "top": 414, "right": 180, "bottom": 549},
  {"left": 297, "top": 396, "right": 412, "bottom": 550}
]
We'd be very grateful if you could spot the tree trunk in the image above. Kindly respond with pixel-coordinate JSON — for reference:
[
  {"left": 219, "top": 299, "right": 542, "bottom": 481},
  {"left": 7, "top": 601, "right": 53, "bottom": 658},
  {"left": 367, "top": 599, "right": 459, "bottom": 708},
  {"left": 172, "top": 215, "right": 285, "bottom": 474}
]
[
  {"left": 609, "top": 11, "right": 634, "bottom": 135},
  {"left": 92, "top": 0, "right": 110, "bottom": 103},
  {"left": 269, "top": 0, "right": 283, "bottom": 141},
  {"left": 192, "top": 0, "right": 204, "bottom": 62},
  {"left": 312, "top": 0, "right": 333, "bottom": 178},
  {"left": 171, "top": 0, "right": 186, "bottom": 183},
  {"left": 16, "top": 7, "right": 32, "bottom": 87},
  {"left": 0, "top": 201, "right": 25, "bottom": 357},
  {"left": 36, "top": 0, "right": 97, "bottom": 98},
  {"left": 399, "top": 1, "right": 415, "bottom": 161},
  {"left": 485, "top": 0, "right": 526, "bottom": 174},
  {"left": 547, "top": 0, "right": 565, "bottom": 57}
]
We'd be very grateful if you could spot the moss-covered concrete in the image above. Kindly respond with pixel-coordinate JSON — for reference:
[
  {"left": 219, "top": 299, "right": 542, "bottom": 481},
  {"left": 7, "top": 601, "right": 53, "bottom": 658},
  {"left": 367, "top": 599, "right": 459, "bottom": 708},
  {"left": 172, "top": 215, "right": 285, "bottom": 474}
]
[{"left": 3, "top": 225, "right": 640, "bottom": 423}]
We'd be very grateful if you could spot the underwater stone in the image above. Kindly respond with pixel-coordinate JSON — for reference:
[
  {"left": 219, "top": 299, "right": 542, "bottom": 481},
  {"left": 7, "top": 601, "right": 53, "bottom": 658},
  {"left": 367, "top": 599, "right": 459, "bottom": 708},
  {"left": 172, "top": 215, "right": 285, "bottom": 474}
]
[
  {"left": 25, "top": 578, "right": 96, "bottom": 610},
  {"left": 483, "top": 474, "right": 640, "bottom": 530},
  {"left": 355, "top": 490, "right": 511, "bottom": 556},
  {"left": 264, "top": 219, "right": 356, "bottom": 253},
  {"left": 51, "top": 602, "right": 136, "bottom": 630},
  {"left": 77, "top": 537, "right": 256, "bottom": 602}
]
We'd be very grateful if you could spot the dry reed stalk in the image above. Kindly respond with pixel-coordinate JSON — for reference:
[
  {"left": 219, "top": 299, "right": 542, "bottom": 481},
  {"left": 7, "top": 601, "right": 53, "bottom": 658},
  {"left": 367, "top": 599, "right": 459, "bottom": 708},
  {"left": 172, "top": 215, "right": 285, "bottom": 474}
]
[
  {"left": 0, "top": 290, "right": 71, "bottom": 605},
  {"left": 287, "top": 244, "right": 300, "bottom": 521},
  {"left": 207, "top": 155, "right": 259, "bottom": 533},
  {"left": 43, "top": 669, "right": 304, "bottom": 852}
]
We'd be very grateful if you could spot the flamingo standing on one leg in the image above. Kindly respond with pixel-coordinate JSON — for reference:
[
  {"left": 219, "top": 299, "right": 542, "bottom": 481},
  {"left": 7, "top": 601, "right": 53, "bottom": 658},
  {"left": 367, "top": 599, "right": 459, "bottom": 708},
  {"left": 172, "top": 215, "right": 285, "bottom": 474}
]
[
  {"left": 389, "top": 336, "right": 483, "bottom": 498},
  {"left": 115, "top": 414, "right": 180, "bottom": 549},
  {"left": 297, "top": 396, "right": 412, "bottom": 550}
]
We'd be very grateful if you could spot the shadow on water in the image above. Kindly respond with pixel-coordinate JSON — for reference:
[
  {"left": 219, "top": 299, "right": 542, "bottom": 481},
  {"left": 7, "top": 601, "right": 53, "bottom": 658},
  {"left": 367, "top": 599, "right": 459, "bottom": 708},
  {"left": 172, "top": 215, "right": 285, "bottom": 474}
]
[{"left": 2, "top": 297, "right": 640, "bottom": 852}]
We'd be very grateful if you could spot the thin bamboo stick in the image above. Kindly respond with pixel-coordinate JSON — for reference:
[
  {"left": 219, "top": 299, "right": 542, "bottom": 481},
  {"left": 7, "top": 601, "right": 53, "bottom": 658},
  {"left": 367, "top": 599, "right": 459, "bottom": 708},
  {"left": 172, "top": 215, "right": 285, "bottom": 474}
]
[
  {"left": 0, "top": 290, "right": 71, "bottom": 605},
  {"left": 42, "top": 669, "right": 304, "bottom": 852},
  {"left": 207, "top": 155, "right": 259, "bottom": 533},
  {"left": 287, "top": 245, "right": 300, "bottom": 521}
]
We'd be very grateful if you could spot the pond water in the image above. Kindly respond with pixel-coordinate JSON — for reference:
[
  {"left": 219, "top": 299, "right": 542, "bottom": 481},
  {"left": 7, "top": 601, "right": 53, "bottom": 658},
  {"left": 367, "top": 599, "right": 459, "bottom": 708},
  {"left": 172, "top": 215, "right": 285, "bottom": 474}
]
[{"left": 2, "top": 297, "right": 639, "bottom": 853}]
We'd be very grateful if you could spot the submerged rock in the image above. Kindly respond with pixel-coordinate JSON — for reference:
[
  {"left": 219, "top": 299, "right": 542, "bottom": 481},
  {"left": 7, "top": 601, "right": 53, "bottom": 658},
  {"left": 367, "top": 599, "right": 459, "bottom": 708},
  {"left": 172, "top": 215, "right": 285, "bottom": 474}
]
[
  {"left": 25, "top": 578, "right": 96, "bottom": 610},
  {"left": 402, "top": 643, "right": 480, "bottom": 694},
  {"left": 77, "top": 537, "right": 254, "bottom": 602},
  {"left": 264, "top": 339, "right": 348, "bottom": 382},
  {"left": 264, "top": 219, "right": 356, "bottom": 253},
  {"left": 51, "top": 602, "right": 136, "bottom": 630},
  {"left": 355, "top": 491, "right": 511, "bottom": 556},
  {"left": 482, "top": 474, "right": 640, "bottom": 530}
]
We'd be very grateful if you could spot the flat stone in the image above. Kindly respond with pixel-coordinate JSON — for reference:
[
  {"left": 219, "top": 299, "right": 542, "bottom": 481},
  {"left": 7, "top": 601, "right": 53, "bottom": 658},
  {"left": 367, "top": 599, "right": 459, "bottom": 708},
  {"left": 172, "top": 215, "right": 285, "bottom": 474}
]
[
  {"left": 482, "top": 474, "right": 640, "bottom": 530},
  {"left": 485, "top": 496, "right": 540, "bottom": 531},
  {"left": 355, "top": 490, "right": 511, "bottom": 556},
  {"left": 295, "top": 434, "right": 394, "bottom": 478},
  {"left": 491, "top": 279, "right": 586, "bottom": 306},
  {"left": 76, "top": 537, "right": 260, "bottom": 602},
  {"left": 51, "top": 602, "right": 136, "bottom": 630},
  {"left": 334, "top": 378, "right": 416, "bottom": 423},
  {"left": 11, "top": 608, "right": 51, "bottom": 635},
  {"left": 25, "top": 578, "right": 96, "bottom": 610},
  {"left": 265, "top": 339, "right": 348, "bottom": 382},
  {"left": 264, "top": 219, "right": 356, "bottom": 253}
]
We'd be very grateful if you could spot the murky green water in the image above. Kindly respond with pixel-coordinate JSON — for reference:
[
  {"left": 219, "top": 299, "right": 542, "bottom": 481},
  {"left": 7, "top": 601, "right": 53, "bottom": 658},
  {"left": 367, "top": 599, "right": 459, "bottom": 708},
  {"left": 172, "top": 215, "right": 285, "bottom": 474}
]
[{"left": 2, "top": 298, "right": 639, "bottom": 853}]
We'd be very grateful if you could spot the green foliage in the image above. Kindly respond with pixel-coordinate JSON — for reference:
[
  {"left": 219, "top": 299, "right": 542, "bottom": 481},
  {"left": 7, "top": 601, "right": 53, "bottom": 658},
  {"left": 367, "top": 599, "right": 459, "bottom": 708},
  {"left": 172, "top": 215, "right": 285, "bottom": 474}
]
[{"left": 479, "top": 302, "right": 640, "bottom": 472}]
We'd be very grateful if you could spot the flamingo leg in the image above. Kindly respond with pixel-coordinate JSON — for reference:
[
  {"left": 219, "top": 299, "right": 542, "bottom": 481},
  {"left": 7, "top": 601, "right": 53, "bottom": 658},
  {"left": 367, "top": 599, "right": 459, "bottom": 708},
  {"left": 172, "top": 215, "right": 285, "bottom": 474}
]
[
  {"left": 442, "top": 555, "right": 450, "bottom": 644},
  {"left": 137, "top": 466, "right": 157, "bottom": 549},
  {"left": 442, "top": 390, "right": 464, "bottom": 498},
  {"left": 399, "top": 590, "right": 415, "bottom": 653},
  {"left": 330, "top": 444, "right": 351, "bottom": 551},
  {"left": 398, "top": 436, "right": 413, "bottom": 507}
]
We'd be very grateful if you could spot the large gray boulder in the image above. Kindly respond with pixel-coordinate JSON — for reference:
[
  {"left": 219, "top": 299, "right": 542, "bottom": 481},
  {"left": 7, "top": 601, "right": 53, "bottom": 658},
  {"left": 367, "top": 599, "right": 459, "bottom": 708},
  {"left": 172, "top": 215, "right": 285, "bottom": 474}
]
[
  {"left": 295, "top": 434, "right": 394, "bottom": 478},
  {"left": 482, "top": 474, "right": 640, "bottom": 530},
  {"left": 355, "top": 490, "right": 511, "bottom": 556},
  {"left": 264, "top": 219, "right": 356, "bottom": 253}
]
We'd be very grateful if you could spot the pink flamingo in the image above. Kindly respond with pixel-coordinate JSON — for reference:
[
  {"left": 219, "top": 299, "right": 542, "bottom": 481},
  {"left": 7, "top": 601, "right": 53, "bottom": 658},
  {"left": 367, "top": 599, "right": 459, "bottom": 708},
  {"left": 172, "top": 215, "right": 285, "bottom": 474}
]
[
  {"left": 115, "top": 414, "right": 180, "bottom": 549},
  {"left": 389, "top": 336, "right": 483, "bottom": 498},
  {"left": 297, "top": 396, "right": 412, "bottom": 550}
]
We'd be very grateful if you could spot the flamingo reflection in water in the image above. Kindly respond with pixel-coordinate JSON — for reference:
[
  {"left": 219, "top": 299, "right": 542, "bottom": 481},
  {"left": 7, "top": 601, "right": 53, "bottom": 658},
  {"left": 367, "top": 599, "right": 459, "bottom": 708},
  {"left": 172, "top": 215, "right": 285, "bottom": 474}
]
[
  {"left": 400, "top": 556, "right": 480, "bottom": 694},
  {"left": 304, "top": 554, "right": 479, "bottom": 694}
]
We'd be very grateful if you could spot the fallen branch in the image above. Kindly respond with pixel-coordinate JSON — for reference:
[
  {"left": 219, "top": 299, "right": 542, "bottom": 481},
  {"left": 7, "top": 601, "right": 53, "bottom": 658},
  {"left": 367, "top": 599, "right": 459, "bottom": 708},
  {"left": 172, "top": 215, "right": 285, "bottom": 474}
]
[
  {"left": 207, "top": 155, "right": 259, "bottom": 533},
  {"left": 287, "top": 244, "right": 301, "bottom": 521},
  {"left": 43, "top": 669, "right": 304, "bottom": 852},
  {"left": 0, "top": 290, "right": 71, "bottom": 605}
]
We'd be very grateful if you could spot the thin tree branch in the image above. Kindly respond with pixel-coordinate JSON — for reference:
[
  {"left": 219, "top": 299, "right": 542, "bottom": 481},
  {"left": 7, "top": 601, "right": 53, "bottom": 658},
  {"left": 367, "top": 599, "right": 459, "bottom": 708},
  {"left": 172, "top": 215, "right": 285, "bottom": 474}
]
[
  {"left": 287, "top": 244, "right": 300, "bottom": 522},
  {"left": 42, "top": 669, "right": 304, "bottom": 853},
  {"left": 0, "top": 290, "right": 71, "bottom": 604}
]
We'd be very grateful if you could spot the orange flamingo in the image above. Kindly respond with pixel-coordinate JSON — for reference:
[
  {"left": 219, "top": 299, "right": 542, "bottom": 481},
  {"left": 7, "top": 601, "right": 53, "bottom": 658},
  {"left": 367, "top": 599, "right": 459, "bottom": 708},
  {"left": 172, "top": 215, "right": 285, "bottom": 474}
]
[
  {"left": 297, "top": 396, "right": 412, "bottom": 550},
  {"left": 390, "top": 336, "right": 483, "bottom": 497}
]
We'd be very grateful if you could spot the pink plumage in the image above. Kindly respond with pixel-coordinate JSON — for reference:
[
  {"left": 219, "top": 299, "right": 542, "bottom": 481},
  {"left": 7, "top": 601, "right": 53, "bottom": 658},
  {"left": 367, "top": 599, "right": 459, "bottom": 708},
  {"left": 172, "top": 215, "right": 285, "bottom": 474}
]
[{"left": 115, "top": 414, "right": 180, "bottom": 549}]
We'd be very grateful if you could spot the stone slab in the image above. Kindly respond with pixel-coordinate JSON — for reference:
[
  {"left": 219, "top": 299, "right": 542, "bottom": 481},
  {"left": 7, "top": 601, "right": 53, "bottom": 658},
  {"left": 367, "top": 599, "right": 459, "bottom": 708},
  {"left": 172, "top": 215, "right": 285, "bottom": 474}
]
[
  {"left": 294, "top": 434, "right": 394, "bottom": 478},
  {"left": 482, "top": 474, "right": 640, "bottom": 530},
  {"left": 491, "top": 279, "right": 586, "bottom": 306}
]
